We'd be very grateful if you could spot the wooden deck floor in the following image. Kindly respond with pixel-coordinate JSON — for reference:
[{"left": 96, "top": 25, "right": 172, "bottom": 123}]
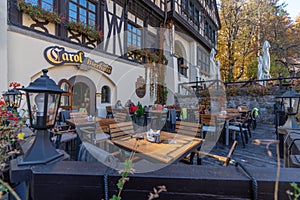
[{"left": 200, "top": 123, "right": 283, "bottom": 168}]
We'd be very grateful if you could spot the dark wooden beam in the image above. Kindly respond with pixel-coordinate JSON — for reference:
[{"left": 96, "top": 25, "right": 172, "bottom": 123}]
[{"left": 18, "top": 161, "right": 300, "bottom": 200}]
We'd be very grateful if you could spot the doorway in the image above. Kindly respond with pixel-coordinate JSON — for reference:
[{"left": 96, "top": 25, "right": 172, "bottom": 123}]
[
  {"left": 69, "top": 75, "right": 96, "bottom": 116},
  {"left": 72, "top": 82, "right": 90, "bottom": 113}
]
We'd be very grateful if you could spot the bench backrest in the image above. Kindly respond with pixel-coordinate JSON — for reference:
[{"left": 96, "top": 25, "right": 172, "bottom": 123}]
[
  {"left": 175, "top": 121, "right": 202, "bottom": 138},
  {"left": 113, "top": 111, "right": 130, "bottom": 123},
  {"left": 70, "top": 112, "right": 88, "bottom": 119},
  {"left": 109, "top": 121, "right": 135, "bottom": 141},
  {"left": 98, "top": 118, "right": 115, "bottom": 133}
]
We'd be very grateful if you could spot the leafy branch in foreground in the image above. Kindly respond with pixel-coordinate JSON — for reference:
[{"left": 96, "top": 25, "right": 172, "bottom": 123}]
[
  {"left": 109, "top": 137, "right": 166, "bottom": 200},
  {"left": 287, "top": 182, "right": 300, "bottom": 200}
]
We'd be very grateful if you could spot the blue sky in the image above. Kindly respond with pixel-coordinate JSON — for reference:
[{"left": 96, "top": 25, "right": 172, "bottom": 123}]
[{"left": 279, "top": 0, "right": 300, "bottom": 20}]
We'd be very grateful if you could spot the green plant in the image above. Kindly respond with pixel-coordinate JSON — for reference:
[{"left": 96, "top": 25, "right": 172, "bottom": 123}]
[
  {"left": 109, "top": 138, "right": 167, "bottom": 200},
  {"left": 287, "top": 182, "right": 300, "bottom": 200},
  {"left": 135, "top": 102, "right": 144, "bottom": 118},
  {"left": 0, "top": 82, "right": 28, "bottom": 200},
  {"left": 66, "top": 21, "right": 103, "bottom": 40},
  {"left": 17, "top": 1, "right": 103, "bottom": 40},
  {"left": 16, "top": 1, "right": 61, "bottom": 24}
]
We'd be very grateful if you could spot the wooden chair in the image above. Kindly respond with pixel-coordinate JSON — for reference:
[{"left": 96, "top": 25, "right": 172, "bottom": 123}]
[
  {"left": 175, "top": 121, "right": 202, "bottom": 164},
  {"left": 106, "top": 106, "right": 114, "bottom": 119},
  {"left": 98, "top": 118, "right": 115, "bottom": 133},
  {"left": 109, "top": 121, "right": 135, "bottom": 141},
  {"left": 226, "top": 108, "right": 239, "bottom": 113},
  {"left": 78, "top": 122, "right": 110, "bottom": 144},
  {"left": 175, "top": 121, "right": 202, "bottom": 138},
  {"left": 112, "top": 109, "right": 130, "bottom": 123},
  {"left": 109, "top": 121, "right": 140, "bottom": 161},
  {"left": 200, "top": 114, "right": 224, "bottom": 147},
  {"left": 200, "top": 114, "right": 224, "bottom": 137},
  {"left": 228, "top": 111, "right": 252, "bottom": 148},
  {"left": 50, "top": 123, "right": 77, "bottom": 150}
]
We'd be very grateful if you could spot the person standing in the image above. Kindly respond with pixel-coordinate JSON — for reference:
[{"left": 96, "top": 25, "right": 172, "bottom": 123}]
[{"left": 115, "top": 100, "right": 123, "bottom": 109}]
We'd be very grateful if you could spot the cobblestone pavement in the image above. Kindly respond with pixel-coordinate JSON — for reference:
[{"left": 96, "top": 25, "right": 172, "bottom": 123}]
[{"left": 201, "top": 122, "right": 283, "bottom": 168}]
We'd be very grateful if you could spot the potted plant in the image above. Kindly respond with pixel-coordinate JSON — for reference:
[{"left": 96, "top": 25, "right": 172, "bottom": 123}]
[
  {"left": 16, "top": 0, "right": 61, "bottom": 24},
  {"left": 0, "top": 83, "right": 27, "bottom": 199},
  {"left": 65, "top": 21, "right": 103, "bottom": 40}
]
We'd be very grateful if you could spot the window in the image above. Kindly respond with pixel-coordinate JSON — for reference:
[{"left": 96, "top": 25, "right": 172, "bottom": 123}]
[
  {"left": 25, "top": 0, "right": 54, "bottom": 11},
  {"left": 178, "top": 57, "right": 187, "bottom": 77},
  {"left": 127, "top": 23, "right": 142, "bottom": 49},
  {"left": 101, "top": 86, "right": 111, "bottom": 103},
  {"left": 58, "top": 79, "right": 72, "bottom": 110},
  {"left": 194, "top": 8, "right": 200, "bottom": 24},
  {"left": 182, "top": 0, "right": 188, "bottom": 13},
  {"left": 197, "top": 47, "right": 209, "bottom": 75},
  {"left": 69, "top": 0, "right": 96, "bottom": 27}
]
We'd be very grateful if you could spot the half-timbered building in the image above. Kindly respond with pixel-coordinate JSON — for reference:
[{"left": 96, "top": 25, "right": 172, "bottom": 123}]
[{"left": 2, "top": 0, "right": 220, "bottom": 116}]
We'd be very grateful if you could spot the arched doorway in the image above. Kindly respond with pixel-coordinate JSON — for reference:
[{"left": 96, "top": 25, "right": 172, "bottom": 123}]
[
  {"left": 72, "top": 82, "right": 90, "bottom": 113},
  {"left": 69, "top": 75, "right": 96, "bottom": 116}
]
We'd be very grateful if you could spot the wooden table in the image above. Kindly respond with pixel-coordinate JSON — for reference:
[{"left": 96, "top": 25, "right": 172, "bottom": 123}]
[{"left": 112, "top": 131, "right": 203, "bottom": 164}]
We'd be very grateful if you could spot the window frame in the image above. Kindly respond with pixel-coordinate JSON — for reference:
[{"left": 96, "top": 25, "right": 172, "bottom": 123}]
[
  {"left": 127, "top": 22, "right": 142, "bottom": 49},
  {"left": 25, "top": 0, "right": 54, "bottom": 11},
  {"left": 58, "top": 79, "right": 73, "bottom": 110},
  {"left": 101, "top": 85, "right": 111, "bottom": 104},
  {"left": 178, "top": 57, "right": 188, "bottom": 77},
  {"left": 68, "top": 0, "right": 97, "bottom": 27}
]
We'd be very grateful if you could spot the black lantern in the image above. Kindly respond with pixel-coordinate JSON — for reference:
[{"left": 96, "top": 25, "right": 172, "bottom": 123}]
[
  {"left": 275, "top": 87, "right": 300, "bottom": 129},
  {"left": 2, "top": 88, "right": 22, "bottom": 111},
  {"left": 17, "top": 69, "right": 64, "bottom": 165}
]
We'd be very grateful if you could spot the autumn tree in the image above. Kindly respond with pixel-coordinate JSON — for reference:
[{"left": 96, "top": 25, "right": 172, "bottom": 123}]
[{"left": 217, "top": 0, "right": 296, "bottom": 81}]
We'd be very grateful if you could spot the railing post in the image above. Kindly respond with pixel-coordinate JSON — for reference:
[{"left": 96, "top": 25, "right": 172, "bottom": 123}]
[
  {"left": 279, "top": 73, "right": 283, "bottom": 90},
  {"left": 195, "top": 76, "right": 199, "bottom": 97}
]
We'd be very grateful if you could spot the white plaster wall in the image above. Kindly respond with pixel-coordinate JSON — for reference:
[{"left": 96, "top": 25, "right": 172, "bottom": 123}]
[
  {"left": 7, "top": 31, "right": 151, "bottom": 111},
  {"left": 0, "top": 1, "right": 8, "bottom": 92}
]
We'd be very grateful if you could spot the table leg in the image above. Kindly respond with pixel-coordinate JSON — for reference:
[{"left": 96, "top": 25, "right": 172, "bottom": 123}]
[{"left": 225, "top": 120, "right": 229, "bottom": 146}]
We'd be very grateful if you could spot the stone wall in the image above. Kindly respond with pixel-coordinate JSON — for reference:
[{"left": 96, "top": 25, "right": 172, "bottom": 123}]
[
  {"left": 176, "top": 94, "right": 278, "bottom": 124},
  {"left": 227, "top": 95, "right": 277, "bottom": 124}
]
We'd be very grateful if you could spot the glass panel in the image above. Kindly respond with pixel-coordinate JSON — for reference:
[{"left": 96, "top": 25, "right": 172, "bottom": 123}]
[
  {"left": 61, "top": 96, "right": 69, "bottom": 107},
  {"left": 88, "top": 2, "right": 96, "bottom": 12},
  {"left": 69, "top": 11, "right": 77, "bottom": 22},
  {"left": 69, "top": 2, "right": 77, "bottom": 11},
  {"left": 60, "top": 82, "right": 69, "bottom": 92},
  {"left": 42, "top": 0, "right": 53, "bottom": 11},
  {"left": 72, "top": 83, "right": 89, "bottom": 112},
  {"left": 79, "top": 8, "right": 87, "bottom": 23},
  {"left": 25, "top": 0, "right": 38, "bottom": 6},
  {"left": 47, "top": 93, "right": 60, "bottom": 127},
  {"left": 80, "top": 0, "right": 86, "bottom": 7}
]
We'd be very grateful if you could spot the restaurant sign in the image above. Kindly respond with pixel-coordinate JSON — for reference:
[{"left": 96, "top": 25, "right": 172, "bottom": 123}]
[{"left": 44, "top": 46, "right": 112, "bottom": 75}]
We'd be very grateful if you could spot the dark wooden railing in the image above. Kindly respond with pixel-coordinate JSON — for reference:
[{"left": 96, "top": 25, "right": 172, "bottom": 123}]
[
  {"left": 10, "top": 159, "right": 300, "bottom": 200},
  {"left": 179, "top": 76, "right": 300, "bottom": 97}
]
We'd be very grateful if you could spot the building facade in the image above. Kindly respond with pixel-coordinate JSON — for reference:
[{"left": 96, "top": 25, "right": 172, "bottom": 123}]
[{"left": 2, "top": 0, "right": 220, "bottom": 117}]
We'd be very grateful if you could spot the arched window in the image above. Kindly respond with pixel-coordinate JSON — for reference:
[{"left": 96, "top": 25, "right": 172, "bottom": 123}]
[
  {"left": 101, "top": 86, "right": 111, "bottom": 103},
  {"left": 58, "top": 79, "right": 72, "bottom": 110}
]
